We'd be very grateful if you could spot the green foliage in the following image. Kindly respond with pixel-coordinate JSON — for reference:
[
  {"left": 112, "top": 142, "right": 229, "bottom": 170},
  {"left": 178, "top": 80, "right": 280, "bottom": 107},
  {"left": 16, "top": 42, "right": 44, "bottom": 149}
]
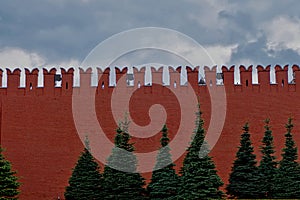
[
  {"left": 102, "top": 116, "right": 146, "bottom": 199},
  {"left": 147, "top": 124, "right": 179, "bottom": 199},
  {"left": 273, "top": 118, "right": 300, "bottom": 198},
  {"left": 64, "top": 146, "right": 102, "bottom": 200},
  {"left": 179, "top": 105, "right": 223, "bottom": 199},
  {"left": 257, "top": 119, "right": 277, "bottom": 198},
  {"left": 0, "top": 147, "right": 20, "bottom": 200},
  {"left": 226, "top": 123, "right": 261, "bottom": 199}
]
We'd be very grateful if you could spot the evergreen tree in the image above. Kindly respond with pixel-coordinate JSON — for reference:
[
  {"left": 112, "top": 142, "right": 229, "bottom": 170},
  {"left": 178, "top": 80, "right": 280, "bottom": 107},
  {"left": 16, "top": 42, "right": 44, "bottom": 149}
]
[
  {"left": 178, "top": 105, "right": 223, "bottom": 199},
  {"left": 65, "top": 137, "right": 103, "bottom": 200},
  {"left": 102, "top": 116, "right": 146, "bottom": 199},
  {"left": 0, "top": 147, "right": 20, "bottom": 200},
  {"left": 147, "top": 124, "right": 179, "bottom": 199},
  {"left": 226, "top": 123, "right": 261, "bottom": 199},
  {"left": 273, "top": 118, "right": 300, "bottom": 198},
  {"left": 257, "top": 119, "right": 277, "bottom": 198}
]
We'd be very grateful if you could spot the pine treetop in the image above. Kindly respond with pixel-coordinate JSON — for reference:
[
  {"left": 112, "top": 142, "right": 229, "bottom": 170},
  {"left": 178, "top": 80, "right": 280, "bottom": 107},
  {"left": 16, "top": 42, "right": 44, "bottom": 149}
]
[
  {"left": 272, "top": 118, "right": 300, "bottom": 199},
  {"left": 65, "top": 146, "right": 102, "bottom": 200},
  {"left": 179, "top": 105, "right": 223, "bottom": 199},
  {"left": 84, "top": 135, "right": 91, "bottom": 151},
  {"left": 160, "top": 124, "right": 170, "bottom": 147},
  {"left": 281, "top": 117, "right": 298, "bottom": 165},
  {"left": 148, "top": 124, "right": 179, "bottom": 199},
  {"left": 187, "top": 104, "right": 205, "bottom": 154},
  {"left": 118, "top": 114, "right": 135, "bottom": 152},
  {"left": 226, "top": 123, "right": 260, "bottom": 199},
  {"left": 260, "top": 119, "right": 276, "bottom": 165},
  {"left": 262, "top": 119, "right": 273, "bottom": 148},
  {"left": 114, "top": 127, "right": 123, "bottom": 147},
  {"left": 102, "top": 116, "right": 146, "bottom": 199},
  {"left": 154, "top": 124, "right": 174, "bottom": 170},
  {"left": 234, "top": 122, "right": 257, "bottom": 167},
  {"left": 259, "top": 119, "right": 276, "bottom": 165},
  {"left": 257, "top": 119, "right": 277, "bottom": 198}
]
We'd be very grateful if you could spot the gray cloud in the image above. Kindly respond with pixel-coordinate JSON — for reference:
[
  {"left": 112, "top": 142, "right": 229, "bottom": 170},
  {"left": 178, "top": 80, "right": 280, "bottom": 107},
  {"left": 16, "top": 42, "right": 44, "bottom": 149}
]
[{"left": 0, "top": 0, "right": 300, "bottom": 66}]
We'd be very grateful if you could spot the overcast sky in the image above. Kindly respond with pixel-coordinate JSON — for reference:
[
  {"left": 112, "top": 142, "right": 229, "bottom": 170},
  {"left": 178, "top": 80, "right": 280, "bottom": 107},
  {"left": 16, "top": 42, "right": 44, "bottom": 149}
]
[{"left": 1, "top": 0, "right": 300, "bottom": 84}]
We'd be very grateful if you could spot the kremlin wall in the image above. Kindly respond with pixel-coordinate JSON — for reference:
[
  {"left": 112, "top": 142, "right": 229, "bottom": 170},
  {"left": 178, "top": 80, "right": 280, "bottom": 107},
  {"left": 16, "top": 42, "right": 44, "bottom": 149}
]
[{"left": 1, "top": 64, "right": 300, "bottom": 199}]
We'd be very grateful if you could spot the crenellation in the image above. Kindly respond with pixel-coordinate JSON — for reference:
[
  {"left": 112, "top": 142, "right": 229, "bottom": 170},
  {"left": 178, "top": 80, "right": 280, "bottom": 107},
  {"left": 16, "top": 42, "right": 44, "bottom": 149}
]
[
  {"left": 275, "top": 64, "right": 288, "bottom": 91},
  {"left": 73, "top": 67, "right": 90, "bottom": 96},
  {"left": 115, "top": 67, "right": 127, "bottom": 88},
  {"left": 168, "top": 66, "right": 180, "bottom": 89},
  {"left": 222, "top": 65, "right": 235, "bottom": 92},
  {"left": 25, "top": 68, "right": 39, "bottom": 94},
  {"left": 1, "top": 65, "right": 300, "bottom": 95},
  {"left": 61, "top": 68, "right": 74, "bottom": 95},
  {"left": 186, "top": 66, "right": 197, "bottom": 73},
  {"left": 133, "top": 67, "right": 145, "bottom": 88},
  {"left": 79, "top": 67, "right": 92, "bottom": 88},
  {"left": 43, "top": 68, "right": 56, "bottom": 95},
  {"left": 97, "top": 67, "right": 110, "bottom": 92},
  {"left": 151, "top": 67, "right": 164, "bottom": 94},
  {"left": 186, "top": 66, "right": 198, "bottom": 90},
  {"left": 7, "top": 68, "right": 21, "bottom": 93},
  {"left": 204, "top": 66, "right": 217, "bottom": 87},
  {"left": 239, "top": 65, "right": 253, "bottom": 89},
  {"left": 257, "top": 65, "right": 271, "bottom": 92},
  {"left": 115, "top": 66, "right": 127, "bottom": 75},
  {"left": 151, "top": 66, "right": 163, "bottom": 81}
]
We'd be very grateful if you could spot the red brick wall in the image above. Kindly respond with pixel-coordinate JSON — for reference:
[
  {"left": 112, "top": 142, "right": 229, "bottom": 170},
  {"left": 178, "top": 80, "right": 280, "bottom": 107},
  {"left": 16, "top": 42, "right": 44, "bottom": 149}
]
[{"left": 1, "top": 65, "right": 300, "bottom": 199}]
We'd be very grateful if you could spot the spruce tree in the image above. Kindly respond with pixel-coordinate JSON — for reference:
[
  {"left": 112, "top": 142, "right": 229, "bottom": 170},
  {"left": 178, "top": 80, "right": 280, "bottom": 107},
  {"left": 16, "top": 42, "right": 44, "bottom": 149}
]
[
  {"left": 226, "top": 123, "right": 261, "bottom": 199},
  {"left": 0, "top": 147, "right": 20, "bottom": 200},
  {"left": 273, "top": 118, "right": 300, "bottom": 198},
  {"left": 178, "top": 105, "right": 223, "bottom": 199},
  {"left": 257, "top": 119, "right": 277, "bottom": 198},
  {"left": 102, "top": 116, "right": 146, "bottom": 199},
  {"left": 147, "top": 124, "right": 179, "bottom": 199},
  {"left": 65, "top": 137, "right": 103, "bottom": 200}
]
